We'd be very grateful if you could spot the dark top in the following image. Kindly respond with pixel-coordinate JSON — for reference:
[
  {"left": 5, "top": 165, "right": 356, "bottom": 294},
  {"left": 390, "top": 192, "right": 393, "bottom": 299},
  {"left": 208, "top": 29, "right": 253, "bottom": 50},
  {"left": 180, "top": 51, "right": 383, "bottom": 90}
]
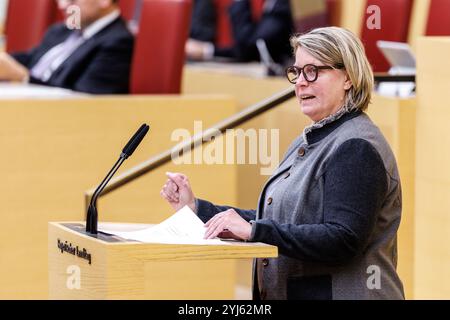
[
  {"left": 12, "top": 17, "right": 134, "bottom": 94},
  {"left": 197, "top": 111, "right": 387, "bottom": 263},
  {"left": 196, "top": 110, "right": 404, "bottom": 300},
  {"left": 190, "top": 0, "right": 217, "bottom": 42}
]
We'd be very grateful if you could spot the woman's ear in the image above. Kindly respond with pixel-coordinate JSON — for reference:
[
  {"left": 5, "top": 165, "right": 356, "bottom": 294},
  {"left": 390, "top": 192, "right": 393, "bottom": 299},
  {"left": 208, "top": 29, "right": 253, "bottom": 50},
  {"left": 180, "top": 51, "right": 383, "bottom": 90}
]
[{"left": 343, "top": 73, "right": 353, "bottom": 90}]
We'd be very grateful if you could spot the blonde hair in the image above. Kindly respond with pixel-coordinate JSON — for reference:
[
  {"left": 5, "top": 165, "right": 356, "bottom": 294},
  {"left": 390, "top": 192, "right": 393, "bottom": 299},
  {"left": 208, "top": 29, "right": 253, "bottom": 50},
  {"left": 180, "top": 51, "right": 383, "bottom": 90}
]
[{"left": 290, "top": 27, "right": 374, "bottom": 111}]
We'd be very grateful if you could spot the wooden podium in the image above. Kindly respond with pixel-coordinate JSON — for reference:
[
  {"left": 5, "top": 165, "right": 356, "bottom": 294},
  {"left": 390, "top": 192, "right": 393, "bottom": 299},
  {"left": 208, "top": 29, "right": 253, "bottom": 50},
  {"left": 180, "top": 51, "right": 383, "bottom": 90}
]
[{"left": 48, "top": 222, "right": 277, "bottom": 299}]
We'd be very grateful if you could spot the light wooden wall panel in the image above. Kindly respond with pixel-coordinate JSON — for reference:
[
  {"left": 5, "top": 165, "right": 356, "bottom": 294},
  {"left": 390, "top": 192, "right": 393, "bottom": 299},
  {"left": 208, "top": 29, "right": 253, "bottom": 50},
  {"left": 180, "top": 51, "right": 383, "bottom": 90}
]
[
  {"left": 415, "top": 37, "right": 450, "bottom": 299},
  {"left": 367, "top": 95, "right": 416, "bottom": 299}
]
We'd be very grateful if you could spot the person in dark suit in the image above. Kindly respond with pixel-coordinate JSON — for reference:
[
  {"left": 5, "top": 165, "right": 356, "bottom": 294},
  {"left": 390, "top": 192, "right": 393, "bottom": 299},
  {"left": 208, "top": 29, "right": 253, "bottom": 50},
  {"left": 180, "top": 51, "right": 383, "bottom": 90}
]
[
  {"left": 186, "top": 0, "right": 293, "bottom": 65},
  {"left": 129, "top": 0, "right": 216, "bottom": 41},
  {"left": 0, "top": 0, "right": 134, "bottom": 94}
]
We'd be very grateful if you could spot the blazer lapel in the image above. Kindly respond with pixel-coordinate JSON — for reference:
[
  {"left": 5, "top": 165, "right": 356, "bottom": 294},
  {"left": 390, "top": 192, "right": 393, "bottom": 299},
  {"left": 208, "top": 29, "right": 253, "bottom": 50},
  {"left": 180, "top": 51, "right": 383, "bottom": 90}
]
[
  {"left": 50, "top": 36, "right": 98, "bottom": 83},
  {"left": 48, "top": 18, "right": 121, "bottom": 85},
  {"left": 28, "top": 28, "right": 73, "bottom": 68},
  {"left": 255, "top": 134, "right": 304, "bottom": 219}
]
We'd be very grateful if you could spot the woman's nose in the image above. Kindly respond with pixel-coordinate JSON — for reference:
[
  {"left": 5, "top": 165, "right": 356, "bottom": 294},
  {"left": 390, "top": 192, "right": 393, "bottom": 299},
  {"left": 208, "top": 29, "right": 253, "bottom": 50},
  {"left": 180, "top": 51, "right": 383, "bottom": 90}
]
[{"left": 295, "top": 72, "right": 308, "bottom": 86}]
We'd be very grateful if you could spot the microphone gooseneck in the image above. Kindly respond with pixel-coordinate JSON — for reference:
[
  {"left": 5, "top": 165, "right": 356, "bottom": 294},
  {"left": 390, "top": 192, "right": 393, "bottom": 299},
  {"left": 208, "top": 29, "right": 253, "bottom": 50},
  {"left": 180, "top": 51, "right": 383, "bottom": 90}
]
[{"left": 86, "top": 124, "right": 150, "bottom": 234}]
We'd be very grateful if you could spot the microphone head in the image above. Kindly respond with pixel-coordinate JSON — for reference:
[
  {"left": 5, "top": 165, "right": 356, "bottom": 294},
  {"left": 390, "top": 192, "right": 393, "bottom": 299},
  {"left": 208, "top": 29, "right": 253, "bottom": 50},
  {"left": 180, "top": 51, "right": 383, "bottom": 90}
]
[{"left": 122, "top": 124, "right": 150, "bottom": 158}]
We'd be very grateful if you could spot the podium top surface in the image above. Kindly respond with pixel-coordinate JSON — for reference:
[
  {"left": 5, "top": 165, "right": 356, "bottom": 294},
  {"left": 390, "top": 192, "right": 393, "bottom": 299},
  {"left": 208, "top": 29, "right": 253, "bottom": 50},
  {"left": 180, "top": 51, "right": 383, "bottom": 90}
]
[{"left": 49, "top": 222, "right": 278, "bottom": 261}]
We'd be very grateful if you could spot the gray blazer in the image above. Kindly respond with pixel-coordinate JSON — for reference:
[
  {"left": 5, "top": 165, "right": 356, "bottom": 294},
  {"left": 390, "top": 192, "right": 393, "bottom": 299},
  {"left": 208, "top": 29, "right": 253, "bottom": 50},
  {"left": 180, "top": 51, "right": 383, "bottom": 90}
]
[{"left": 197, "top": 110, "right": 405, "bottom": 299}]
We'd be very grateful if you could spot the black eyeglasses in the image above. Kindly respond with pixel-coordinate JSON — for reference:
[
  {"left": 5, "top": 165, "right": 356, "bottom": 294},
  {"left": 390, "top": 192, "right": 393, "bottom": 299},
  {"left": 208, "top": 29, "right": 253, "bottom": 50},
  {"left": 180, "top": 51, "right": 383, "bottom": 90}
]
[{"left": 285, "top": 64, "right": 343, "bottom": 84}]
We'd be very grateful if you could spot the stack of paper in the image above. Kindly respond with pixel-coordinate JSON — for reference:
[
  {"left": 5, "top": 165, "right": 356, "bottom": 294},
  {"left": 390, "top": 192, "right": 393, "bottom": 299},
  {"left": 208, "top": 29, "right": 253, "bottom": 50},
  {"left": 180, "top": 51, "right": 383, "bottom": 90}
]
[{"left": 99, "top": 206, "right": 230, "bottom": 245}]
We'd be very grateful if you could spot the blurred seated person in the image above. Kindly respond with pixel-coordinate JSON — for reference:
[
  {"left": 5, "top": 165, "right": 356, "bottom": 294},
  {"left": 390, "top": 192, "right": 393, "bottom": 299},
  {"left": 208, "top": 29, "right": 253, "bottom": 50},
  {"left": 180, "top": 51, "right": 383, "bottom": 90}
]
[
  {"left": 186, "top": 0, "right": 293, "bottom": 67},
  {"left": 0, "top": 0, "right": 134, "bottom": 94},
  {"left": 128, "top": 0, "right": 216, "bottom": 40},
  {"left": 190, "top": 0, "right": 217, "bottom": 42}
]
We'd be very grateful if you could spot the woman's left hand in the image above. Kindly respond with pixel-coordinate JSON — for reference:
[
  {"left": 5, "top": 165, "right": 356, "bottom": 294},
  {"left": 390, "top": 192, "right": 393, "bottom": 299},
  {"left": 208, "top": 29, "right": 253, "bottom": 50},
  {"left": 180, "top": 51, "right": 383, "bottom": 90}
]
[{"left": 204, "top": 209, "right": 252, "bottom": 241}]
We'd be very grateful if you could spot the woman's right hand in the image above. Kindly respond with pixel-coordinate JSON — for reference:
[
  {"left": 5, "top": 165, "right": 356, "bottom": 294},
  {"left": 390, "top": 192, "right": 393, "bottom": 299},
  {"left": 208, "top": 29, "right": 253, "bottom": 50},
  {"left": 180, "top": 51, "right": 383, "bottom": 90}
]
[{"left": 160, "top": 172, "right": 196, "bottom": 212}]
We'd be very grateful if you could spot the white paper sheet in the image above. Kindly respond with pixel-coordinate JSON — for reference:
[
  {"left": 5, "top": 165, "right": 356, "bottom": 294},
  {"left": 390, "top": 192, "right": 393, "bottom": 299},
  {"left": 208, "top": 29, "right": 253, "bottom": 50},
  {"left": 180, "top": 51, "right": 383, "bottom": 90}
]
[{"left": 99, "top": 206, "right": 230, "bottom": 245}]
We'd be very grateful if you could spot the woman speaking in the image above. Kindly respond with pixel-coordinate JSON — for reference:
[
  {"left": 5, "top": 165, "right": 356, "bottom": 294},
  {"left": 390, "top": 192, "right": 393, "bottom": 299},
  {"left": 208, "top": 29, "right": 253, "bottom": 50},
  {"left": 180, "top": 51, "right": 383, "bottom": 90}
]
[{"left": 161, "top": 27, "right": 404, "bottom": 300}]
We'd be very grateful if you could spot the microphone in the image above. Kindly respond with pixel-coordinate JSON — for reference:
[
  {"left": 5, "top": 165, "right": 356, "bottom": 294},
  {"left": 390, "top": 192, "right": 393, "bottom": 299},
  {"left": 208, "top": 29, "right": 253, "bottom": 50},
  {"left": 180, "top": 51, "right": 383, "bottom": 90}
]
[{"left": 86, "top": 124, "right": 150, "bottom": 234}]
